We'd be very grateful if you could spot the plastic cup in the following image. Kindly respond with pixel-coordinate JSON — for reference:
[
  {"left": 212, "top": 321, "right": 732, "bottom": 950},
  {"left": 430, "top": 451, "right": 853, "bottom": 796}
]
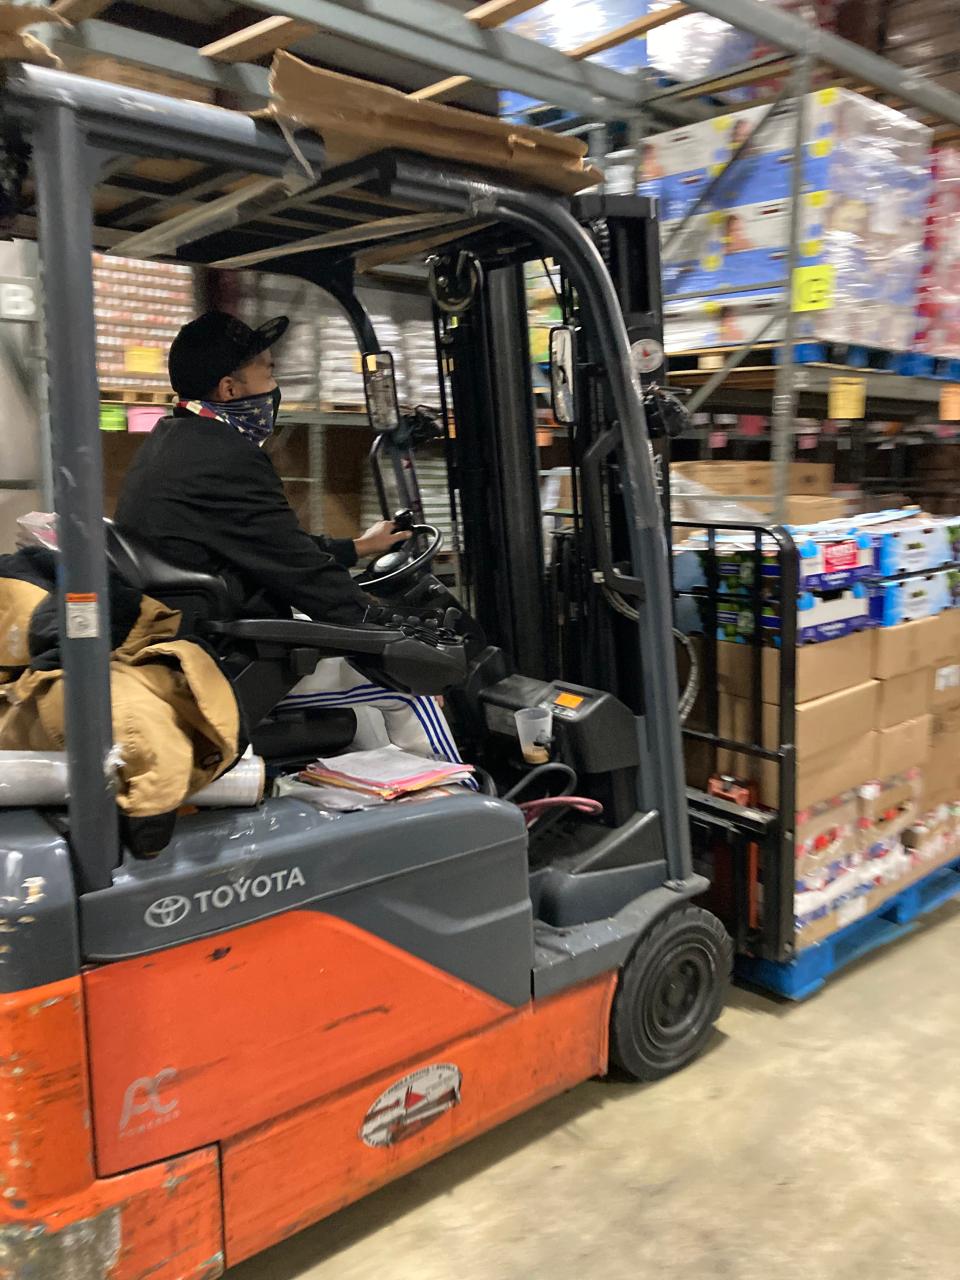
[{"left": 514, "top": 706, "right": 553, "bottom": 765}]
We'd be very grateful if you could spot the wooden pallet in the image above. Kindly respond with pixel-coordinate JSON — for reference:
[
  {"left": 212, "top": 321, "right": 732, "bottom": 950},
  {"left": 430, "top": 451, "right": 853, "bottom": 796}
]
[{"left": 99, "top": 388, "right": 173, "bottom": 405}]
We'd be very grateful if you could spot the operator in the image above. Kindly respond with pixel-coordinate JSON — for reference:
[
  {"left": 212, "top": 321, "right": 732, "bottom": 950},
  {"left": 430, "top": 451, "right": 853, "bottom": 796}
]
[
  {"left": 114, "top": 310, "right": 464, "bottom": 763},
  {"left": 116, "top": 310, "right": 403, "bottom": 623}
]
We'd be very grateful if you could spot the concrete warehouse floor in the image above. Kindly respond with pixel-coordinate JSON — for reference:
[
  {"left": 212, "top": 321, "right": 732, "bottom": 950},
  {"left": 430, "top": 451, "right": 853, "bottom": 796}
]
[{"left": 229, "top": 901, "right": 960, "bottom": 1280}]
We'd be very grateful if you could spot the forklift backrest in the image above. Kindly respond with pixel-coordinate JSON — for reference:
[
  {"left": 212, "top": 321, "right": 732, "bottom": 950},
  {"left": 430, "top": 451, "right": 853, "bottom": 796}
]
[{"left": 104, "top": 521, "right": 233, "bottom": 634}]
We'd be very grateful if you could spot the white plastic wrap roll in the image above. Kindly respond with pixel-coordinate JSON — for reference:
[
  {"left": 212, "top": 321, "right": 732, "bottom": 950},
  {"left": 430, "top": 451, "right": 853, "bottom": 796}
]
[
  {"left": 0, "top": 752, "right": 266, "bottom": 808},
  {"left": 188, "top": 757, "right": 266, "bottom": 807},
  {"left": 0, "top": 752, "right": 69, "bottom": 806}
]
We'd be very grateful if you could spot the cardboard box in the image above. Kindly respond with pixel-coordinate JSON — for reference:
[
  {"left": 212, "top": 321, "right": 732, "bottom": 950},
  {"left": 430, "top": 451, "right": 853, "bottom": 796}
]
[
  {"left": 795, "top": 794, "right": 860, "bottom": 888},
  {"left": 876, "top": 668, "right": 931, "bottom": 729},
  {"left": 718, "top": 689, "right": 876, "bottom": 808},
  {"left": 928, "top": 610, "right": 960, "bottom": 712},
  {"left": 720, "top": 681, "right": 877, "bottom": 757},
  {"left": 903, "top": 814, "right": 954, "bottom": 882},
  {"left": 716, "top": 588, "right": 874, "bottom": 646},
  {"left": 923, "top": 709, "right": 960, "bottom": 809},
  {"left": 875, "top": 715, "right": 932, "bottom": 781},
  {"left": 717, "top": 629, "right": 873, "bottom": 706},
  {"left": 784, "top": 732, "right": 877, "bottom": 812},
  {"left": 872, "top": 615, "right": 945, "bottom": 680},
  {"left": 928, "top": 609, "right": 960, "bottom": 660},
  {"left": 870, "top": 575, "right": 953, "bottom": 627},
  {"left": 785, "top": 496, "right": 851, "bottom": 523},
  {"left": 931, "top": 660, "right": 960, "bottom": 713},
  {"left": 671, "top": 460, "right": 834, "bottom": 498}
]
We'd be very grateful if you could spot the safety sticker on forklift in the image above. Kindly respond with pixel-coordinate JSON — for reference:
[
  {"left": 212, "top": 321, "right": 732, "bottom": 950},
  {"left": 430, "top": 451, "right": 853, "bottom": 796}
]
[
  {"left": 360, "top": 1063, "right": 462, "bottom": 1148},
  {"left": 65, "top": 592, "right": 100, "bottom": 639}
]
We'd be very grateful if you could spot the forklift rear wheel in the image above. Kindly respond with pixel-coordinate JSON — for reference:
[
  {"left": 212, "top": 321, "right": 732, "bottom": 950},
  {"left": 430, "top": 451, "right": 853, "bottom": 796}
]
[{"left": 609, "top": 905, "right": 732, "bottom": 1082}]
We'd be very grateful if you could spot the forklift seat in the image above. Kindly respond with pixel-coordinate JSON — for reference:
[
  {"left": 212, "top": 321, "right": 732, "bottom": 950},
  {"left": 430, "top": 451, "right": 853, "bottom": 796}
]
[{"left": 106, "top": 520, "right": 232, "bottom": 631}]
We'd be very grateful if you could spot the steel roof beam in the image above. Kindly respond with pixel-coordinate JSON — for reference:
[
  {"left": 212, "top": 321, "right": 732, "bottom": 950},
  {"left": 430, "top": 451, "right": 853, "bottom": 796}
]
[
  {"left": 683, "top": 0, "right": 960, "bottom": 127},
  {"left": 29, "top": 3, "right": 643, "bottom": 117},
  {"left": 30, "top": 19, "right": 272, "bottom": 104},
  {"left": 238, "top": 0, "right": 644, "bottom": 117}
]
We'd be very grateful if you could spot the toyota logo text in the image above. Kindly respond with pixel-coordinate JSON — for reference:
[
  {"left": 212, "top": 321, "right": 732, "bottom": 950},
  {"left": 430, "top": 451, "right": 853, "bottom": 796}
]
[
  {"left": 143, "top": 867, "right": 306, "bottom": 929},
  {"left": 144, "top": 895, "right": 191, "bottom": 928}
]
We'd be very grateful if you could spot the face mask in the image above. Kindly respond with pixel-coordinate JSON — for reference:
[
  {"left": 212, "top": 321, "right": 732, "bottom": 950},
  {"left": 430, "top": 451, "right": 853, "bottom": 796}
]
[{"left": 179, "top": 387, "right": 281, "bottom": 446}]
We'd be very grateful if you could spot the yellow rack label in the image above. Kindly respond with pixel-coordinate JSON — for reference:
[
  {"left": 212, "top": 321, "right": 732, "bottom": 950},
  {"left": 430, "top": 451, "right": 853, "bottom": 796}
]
[
  {"left": 793, "top": 264, "right": 835, "bottom": 313},
  {"left": 123, "top": 345, "right": 164, "bottom": 374},
  {"left": 828, "top": 375, "right": 866, "bottom": 420},
  {"left": 940, "top": 384, "right": 960, "bottom": 422}
]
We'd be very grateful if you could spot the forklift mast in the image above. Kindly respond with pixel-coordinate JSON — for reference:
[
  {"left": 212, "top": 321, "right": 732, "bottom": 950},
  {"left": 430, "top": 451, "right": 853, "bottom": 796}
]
[
  {"left": 435, "top": 195, "right": 669, "bottom": 703},
  {"left": 437, "top": 260, "right": 550, "bottom": 679},
  {"left": 570, "top": 194, "right": 672, "bottom": 717}
]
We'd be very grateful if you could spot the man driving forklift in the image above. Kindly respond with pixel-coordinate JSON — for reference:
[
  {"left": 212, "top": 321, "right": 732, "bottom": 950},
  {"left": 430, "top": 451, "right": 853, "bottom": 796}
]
[{"left": 114, "top": 309, "right": 464, "bottom": 761}]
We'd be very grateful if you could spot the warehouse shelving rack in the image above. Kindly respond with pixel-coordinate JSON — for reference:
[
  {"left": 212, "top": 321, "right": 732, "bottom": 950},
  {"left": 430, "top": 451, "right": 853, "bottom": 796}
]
[{"left": 6, "top": 0, "right": 960, "bottom": 518}]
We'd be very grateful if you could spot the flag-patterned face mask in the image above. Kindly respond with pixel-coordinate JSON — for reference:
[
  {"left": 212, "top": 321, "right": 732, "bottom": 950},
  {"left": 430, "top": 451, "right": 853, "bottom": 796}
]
[{"left": 178, "top": 386, "right": 281, "bottom": 445}]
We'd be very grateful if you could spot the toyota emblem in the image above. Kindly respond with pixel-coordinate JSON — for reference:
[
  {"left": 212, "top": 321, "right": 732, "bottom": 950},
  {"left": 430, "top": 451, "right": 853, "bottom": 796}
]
[{"left": 144, "top": 895, "right": 191, "bottom": 928}]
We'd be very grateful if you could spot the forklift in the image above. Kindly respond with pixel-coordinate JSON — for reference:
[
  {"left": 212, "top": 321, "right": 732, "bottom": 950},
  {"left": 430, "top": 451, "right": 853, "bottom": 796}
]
[{"left": 0, "top": 61, "right": 730, "bottom": 1278}]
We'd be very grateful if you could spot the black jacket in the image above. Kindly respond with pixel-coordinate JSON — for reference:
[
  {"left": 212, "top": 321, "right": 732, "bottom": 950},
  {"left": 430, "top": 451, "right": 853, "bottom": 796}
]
[{"left": 115, "top": 411, "right": 370, "bottom": 624}]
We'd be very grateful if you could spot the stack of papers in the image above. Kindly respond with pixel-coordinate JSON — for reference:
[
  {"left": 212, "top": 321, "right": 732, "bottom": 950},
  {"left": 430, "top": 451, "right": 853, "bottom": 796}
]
[{"left": 299, "top": 745, "right": 474, "bottom": 800}]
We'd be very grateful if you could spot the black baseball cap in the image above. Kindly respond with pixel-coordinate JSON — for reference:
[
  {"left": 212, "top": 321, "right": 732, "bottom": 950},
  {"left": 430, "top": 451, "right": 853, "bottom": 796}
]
[{"left": 168, "top": 310, "right": 289, "bottom": 398}]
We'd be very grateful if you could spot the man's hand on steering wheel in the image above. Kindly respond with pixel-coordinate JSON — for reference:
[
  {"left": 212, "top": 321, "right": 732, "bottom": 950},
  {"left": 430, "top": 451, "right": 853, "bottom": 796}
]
[{"left": 354, "top": 519, "right": 412, "bottom": 560}]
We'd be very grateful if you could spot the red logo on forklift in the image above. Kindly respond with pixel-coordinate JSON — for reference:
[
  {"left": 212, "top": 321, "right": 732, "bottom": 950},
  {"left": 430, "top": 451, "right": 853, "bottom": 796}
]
[{"left": 360, "top": 1064, "right": 462, "bottom": 1148}]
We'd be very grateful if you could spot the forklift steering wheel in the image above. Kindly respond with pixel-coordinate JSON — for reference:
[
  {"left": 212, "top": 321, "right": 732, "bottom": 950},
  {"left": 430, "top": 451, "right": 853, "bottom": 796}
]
[{"left": 358, "top": 523, "right": 443, "bottom": 592}]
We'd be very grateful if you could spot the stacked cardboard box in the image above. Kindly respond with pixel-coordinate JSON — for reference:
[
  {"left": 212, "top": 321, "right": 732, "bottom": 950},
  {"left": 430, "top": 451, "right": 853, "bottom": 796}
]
[
  {"left": 919, "top": 612, "right": 960, "bottom": 808},
  {"left": 695, "top": 613, "right": 960, "bottom": 949},
  {"left": 671, "top": 459, "right": 847, "bottom": 525}
]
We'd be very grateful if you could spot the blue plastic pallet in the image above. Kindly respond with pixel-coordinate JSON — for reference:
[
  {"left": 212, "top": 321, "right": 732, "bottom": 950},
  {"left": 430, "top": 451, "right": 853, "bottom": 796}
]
[
  {"left": 772, "top": 342, "right": 904, "bottom": 372},
  {"left": 891, "top": 351, "right": 937, "bottom": 377},
  {"left": 736, "top": 853, "right": 960, "bottom": 1000},
  {"left": 773, "top": 342, "right": 830, "bottom": 365}
]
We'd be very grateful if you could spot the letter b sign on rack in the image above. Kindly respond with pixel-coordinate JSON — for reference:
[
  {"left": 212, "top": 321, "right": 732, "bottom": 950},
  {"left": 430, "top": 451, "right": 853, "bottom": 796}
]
[{"left": 0, "top": 277, "right": 37, "bottom": 322}]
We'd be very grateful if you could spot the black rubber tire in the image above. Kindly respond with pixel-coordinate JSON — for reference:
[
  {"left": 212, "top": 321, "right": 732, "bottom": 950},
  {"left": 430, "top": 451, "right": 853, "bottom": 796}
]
[{"left": 609, "top": 905, "right": 732, "bottom": 1083}]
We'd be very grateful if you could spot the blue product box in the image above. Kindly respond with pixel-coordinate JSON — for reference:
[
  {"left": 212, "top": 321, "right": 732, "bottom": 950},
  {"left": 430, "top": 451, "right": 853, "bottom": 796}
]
[
  {"left": 715, "top": 584, "right": 875, "bottom": 646},
  {"left": 793, "top": 530, "right": 875, "bottom": 591},
  {"left": 796, "top": 585, "right": 875, "bottom": 643},
  {"left": 862, "top": 513, "right": 960, "bottom": 576},
  {"left": 713, "top": 530, "right": 874, "bottom": 594},
  {"left": 869, "top": 571, "right": 955, "bottom": 626}
]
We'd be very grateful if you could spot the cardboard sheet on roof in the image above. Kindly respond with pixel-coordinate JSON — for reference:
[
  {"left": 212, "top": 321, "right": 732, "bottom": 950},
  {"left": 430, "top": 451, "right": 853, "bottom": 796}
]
[
  {"left": 0, "top": 5, "right": 66, "bottom": 68},
  {"left": 266, "top": 52, "right": 603, "bottom": 196}
]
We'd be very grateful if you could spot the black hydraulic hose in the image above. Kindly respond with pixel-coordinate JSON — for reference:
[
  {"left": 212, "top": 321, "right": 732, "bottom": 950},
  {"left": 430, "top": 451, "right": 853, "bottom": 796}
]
[{"left": 503, "top": 761, "right": 577, "bottom": 804}]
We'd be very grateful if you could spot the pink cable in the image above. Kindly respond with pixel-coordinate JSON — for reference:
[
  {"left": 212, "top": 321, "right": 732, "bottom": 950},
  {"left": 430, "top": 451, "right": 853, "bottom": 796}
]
[{"left": 518, "top": 796, "right": 604, "bottom": 827}]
